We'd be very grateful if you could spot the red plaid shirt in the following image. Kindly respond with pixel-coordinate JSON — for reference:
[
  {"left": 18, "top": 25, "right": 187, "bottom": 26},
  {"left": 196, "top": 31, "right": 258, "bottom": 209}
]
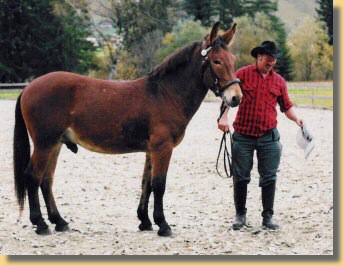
[{"left": 233, "top": 64, "right": 293, "bottom": 137}]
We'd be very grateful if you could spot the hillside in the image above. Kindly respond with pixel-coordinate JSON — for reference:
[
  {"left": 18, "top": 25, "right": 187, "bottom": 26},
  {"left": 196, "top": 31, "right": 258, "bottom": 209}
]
[
  {"left": 275, "top": 0, "right": 318, "bottom": 33},
  {"left": 88, "top": 0, "right": 319, "bottom": 36}
]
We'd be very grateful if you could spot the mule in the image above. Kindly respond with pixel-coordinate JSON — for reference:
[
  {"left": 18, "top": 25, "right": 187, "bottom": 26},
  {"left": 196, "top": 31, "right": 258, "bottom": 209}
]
[{"left": 13, "top": 22, "right": 242, "bottom": 236}]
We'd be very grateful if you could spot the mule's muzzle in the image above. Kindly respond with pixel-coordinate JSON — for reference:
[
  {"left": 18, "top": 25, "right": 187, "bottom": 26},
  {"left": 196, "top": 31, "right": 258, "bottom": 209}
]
[
  {"left": 222, "top": 83, "right": 242, "bottom": 108},
  {"left": 229, "top": 95, "right": 242, "bottom": 107},
  {"left": 222, "top": 95, "right": 241, "bottom": 108}
]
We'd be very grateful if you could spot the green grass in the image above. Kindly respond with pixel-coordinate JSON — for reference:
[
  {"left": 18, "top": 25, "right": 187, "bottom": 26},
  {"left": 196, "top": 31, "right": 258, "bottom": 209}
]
[
  {"left": 288, "top": 88, "right": 333, "bottom": 96},
  {"left": 288, "top": 87, "right": 333, "bottom": 109},
  {"left": 0, "top": 90, "right": 21, "bottom": 100},
  {"left": 291, "top": 97, "right": 333, "bottom": 109}
]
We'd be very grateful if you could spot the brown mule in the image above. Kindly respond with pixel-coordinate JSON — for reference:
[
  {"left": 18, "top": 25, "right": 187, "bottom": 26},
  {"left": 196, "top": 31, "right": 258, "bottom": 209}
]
[{"left": 13, "top": 22, "right": 242, "bottom": 236}]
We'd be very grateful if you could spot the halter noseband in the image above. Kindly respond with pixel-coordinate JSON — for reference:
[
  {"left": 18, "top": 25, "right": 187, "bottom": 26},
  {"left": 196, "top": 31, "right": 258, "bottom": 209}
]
[{"left": 201, "top": 43, "right": 241, "bottom": 97}]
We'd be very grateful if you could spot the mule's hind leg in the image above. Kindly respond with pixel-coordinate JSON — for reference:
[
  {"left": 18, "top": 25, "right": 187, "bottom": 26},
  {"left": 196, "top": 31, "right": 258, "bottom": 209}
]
[
  {"left": 137, "top": 153, "right": 153, "bottom": 231},
  {"left": 25, "top": 147, "right": 54, "bottom": 235},
  {"left": 40, "top": 144, "right": 69, "bottom": 232}
]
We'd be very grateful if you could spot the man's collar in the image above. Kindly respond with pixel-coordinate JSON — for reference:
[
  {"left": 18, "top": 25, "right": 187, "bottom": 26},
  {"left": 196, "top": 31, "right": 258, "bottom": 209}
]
[{"left": 253, "top": 64, "right": 275, "bottom": 77}]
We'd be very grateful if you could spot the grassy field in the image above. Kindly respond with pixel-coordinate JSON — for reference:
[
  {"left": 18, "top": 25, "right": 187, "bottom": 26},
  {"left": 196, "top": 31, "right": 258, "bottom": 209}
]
[
  {"left": 287, "top": 81, "right": 333, "bottom": 109},
  {"left": 0, "top": 89, "right": 21, "bottom": 100},
  {"left": 0, "top": 81, "right": 333, "bottom": 109}
]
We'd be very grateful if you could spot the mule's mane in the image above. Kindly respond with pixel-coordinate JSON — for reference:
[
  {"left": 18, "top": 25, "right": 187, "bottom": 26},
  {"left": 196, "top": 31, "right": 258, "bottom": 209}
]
[{"left": 148, "top": 41, "right": 200, "bottom": 80}]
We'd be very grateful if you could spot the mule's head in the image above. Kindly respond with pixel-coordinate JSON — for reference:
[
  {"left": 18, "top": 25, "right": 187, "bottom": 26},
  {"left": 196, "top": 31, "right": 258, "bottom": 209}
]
[{"left": 201, "top": 22, "right": 242, "bottom": 107}]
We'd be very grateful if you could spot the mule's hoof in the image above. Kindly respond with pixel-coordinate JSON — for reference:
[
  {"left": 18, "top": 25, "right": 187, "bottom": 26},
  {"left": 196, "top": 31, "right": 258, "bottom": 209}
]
[
  {"left": 139, "top": 222, "right": 153, "bottom": 231},
  {"left": 35, "top": 226, "right": 51, "bottom": 235},
  {"left": 55, "top": 223, "right": 70, "bottom": 232},
  {"left": 158, "top": 226, "right": 172, "bottom": 237}
]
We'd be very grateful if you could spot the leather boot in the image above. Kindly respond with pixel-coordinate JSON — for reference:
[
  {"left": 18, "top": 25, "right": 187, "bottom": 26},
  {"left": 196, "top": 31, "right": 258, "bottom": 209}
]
[
  {"left": 232, "top": 182, "right": 247, "bottom": 230},
  {"left": 261, "top": 182, "right": 279, "bottom": 229}
]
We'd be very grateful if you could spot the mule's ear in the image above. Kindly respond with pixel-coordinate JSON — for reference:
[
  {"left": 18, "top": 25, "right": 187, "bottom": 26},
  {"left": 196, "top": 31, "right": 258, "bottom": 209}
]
[
  {"left": 221, "top": 23, "right": 237, "bottom": 45},
  {"left": 206, "top": 21, "right": 220, "bottom": 47}
]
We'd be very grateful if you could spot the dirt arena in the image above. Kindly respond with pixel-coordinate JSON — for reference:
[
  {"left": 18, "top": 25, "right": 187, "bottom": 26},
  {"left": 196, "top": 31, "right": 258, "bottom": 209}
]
[{"left": 0, "top": 99, "right": 334, "bottom": 255}]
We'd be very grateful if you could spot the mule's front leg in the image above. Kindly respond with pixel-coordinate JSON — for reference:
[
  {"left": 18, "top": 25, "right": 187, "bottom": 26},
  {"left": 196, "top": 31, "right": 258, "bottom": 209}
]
[
  {"left": 137, "top": 153, "right": 153, "bottom": 231},
  {"left": 151, "top": 144, "right": 173, "bottom": 237},
  {"left": 152, "top": 174, "right": 171, "bottom": 236}
]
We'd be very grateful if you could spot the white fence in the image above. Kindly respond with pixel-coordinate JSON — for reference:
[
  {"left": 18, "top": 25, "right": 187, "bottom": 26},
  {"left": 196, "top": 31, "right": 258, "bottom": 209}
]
[
  {"left": 1, "top": 82, "right": 333, "bottom": 108},
  {"left": 0, "top": 83, "right": 28, "bottom": 90}
]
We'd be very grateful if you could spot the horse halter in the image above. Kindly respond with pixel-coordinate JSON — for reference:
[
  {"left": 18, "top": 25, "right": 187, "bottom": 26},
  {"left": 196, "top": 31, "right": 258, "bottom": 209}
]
[{"left": 201, "top": 42, "right": 241, "bottom": 97}]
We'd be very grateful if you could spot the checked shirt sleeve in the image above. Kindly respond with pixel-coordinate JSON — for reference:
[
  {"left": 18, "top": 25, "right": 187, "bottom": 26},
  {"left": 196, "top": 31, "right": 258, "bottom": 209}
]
[{"left": 277, "top": 79, "right": 293, "bottom": 113}]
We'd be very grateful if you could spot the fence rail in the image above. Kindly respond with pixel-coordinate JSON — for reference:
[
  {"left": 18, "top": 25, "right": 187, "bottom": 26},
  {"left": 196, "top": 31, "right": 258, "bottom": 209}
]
[
  {"left": 1, "top": 83, "right": 333, "bottom": 108},
  {"left": 289, "top": 94, "right": 333, "bottom": 100},
  {"left": 288, "top": 91, "right": 333, "bottom": 109},
  {"left": 0, "top": 83, "right": 28, "bottom": 90}
]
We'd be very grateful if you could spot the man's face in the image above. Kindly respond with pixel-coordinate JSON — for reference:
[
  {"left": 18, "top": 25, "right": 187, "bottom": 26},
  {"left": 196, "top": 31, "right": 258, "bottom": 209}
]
[{"left": 257, "top": 54, "right": 277, "bottom": 74}]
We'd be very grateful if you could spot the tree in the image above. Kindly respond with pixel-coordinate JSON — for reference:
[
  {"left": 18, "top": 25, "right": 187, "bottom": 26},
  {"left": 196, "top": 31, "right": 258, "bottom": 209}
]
[
  {"left": 231, "top": 13, "right": 278, "bottom": 69},
  {"left": 230, "top": 3, "right": 292, "bottom": 80},
  {"left": 216, "top": 0, "right": 245, "bottom": 29},
  {"left": 288, "top": 17, "right": 333, "bottom": 81},
  {"left": 183, "top": 0, "right": 214, "bottom": 27},
  {"left": 104, "top": 0, "right": 173, "bottom": 51},
  {"left": 131, "top": 30, "right": 164, "bottom": 76},
  {"left": 243, "top": 0, "right": 278, "bottom": 17},
  {"left": 55, "top": 0, "right": 98, "bottom": 74},
  {"left": 0, "top": 0, "right": 97, "bottom": 82},
  {"left": 155, "top": 19, "right": 207, "bottom": 64},
  {"left": 316, "top": 0, "right": 333, "bottom": 45},
  {"left": 97, "top": 0, "right": 175, "bottom": 77},
  {"left": 114, "top": 50, "right": 138, "bottom": 80},
  {"left": 270, "top": 16, "right": 293, "bottom": 80},
  {"left": 183, "top": 0, "right": 244, "bottom": 28}
]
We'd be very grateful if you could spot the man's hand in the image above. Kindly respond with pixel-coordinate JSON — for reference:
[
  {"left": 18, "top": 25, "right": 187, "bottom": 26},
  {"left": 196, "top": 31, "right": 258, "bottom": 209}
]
[{"left": 217, "top": 107, "right": 230, "bottom": 132}]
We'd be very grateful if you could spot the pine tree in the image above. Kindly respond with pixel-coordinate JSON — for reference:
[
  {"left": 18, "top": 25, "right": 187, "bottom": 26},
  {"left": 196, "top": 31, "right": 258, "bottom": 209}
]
[
  {"left": 216, "top": 0, "right": 244, "bottom": 29},
  {"left": 243, "top": 0, "right": 278, "bottom": 17},
  {"left": 183, "top": 0, "right": 244, "bottom": 28},
  {"left": 316, "top": 0, "right": 333, "bottom": 45},
  {"left": 271, "top": 16, "right": 293, "bottom": 80},
  {"left": 183, "top": 0, "right": 215, "bottom": 27},
  {"left": 0, "top": 0, "right": 96, "bottom": 82}
]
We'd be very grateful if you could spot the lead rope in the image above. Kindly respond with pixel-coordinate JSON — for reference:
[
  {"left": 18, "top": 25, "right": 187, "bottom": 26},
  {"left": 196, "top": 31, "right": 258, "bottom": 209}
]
[
  {"left": 216, "top": 102, "right": 233, "bottom": 178},
  {"left": 216, "top": 131, "right": 233, "bottom": 178}
]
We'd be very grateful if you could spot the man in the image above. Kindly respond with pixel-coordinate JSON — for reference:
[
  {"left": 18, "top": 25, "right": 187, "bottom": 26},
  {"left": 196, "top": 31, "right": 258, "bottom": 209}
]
[{"left": 218, "top": 41, "right": 303, "bottom": 230}]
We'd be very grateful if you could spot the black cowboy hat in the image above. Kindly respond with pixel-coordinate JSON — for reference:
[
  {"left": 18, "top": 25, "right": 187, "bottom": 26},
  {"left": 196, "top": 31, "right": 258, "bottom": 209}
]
[{"left": 250, "top": 40, "right": 282, "bottom": 58}]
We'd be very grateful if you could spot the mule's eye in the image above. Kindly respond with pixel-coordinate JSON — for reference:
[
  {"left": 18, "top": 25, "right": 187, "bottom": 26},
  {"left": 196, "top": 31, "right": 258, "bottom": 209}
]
[{"left": 213, "top": 59, "right": 222, "bottom": 65}]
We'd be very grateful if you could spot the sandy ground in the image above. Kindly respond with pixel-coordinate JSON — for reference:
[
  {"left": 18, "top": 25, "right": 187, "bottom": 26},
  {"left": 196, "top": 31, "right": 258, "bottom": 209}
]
[{"left": 0, "top": 99, "right": 334, "bottom": 256}]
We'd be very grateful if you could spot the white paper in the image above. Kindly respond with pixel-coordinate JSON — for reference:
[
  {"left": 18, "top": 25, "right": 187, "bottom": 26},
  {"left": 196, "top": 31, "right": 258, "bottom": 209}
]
[{"left": 296, "top": 123, "right": 314, "bottom": 159}]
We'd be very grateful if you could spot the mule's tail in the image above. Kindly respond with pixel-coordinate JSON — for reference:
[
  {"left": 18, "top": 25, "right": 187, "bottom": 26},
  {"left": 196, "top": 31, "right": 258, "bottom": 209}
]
[{"left": 13, "top": 94, "right": 30, "bottom": 211}]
